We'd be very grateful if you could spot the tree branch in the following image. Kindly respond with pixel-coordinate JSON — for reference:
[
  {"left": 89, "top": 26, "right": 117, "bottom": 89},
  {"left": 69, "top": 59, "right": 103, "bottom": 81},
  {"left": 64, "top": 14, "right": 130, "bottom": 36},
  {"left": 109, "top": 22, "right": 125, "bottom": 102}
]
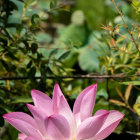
[{"left": 0, "top": 73, "right": 139, "bottom": 80}]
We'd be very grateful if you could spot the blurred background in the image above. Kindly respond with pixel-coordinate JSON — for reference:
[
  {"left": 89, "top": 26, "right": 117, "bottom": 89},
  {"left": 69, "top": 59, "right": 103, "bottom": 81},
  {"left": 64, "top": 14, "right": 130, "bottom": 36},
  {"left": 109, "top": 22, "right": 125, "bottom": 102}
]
[{"left": 0, "top": 0, "right": 140, "bottom": 139}]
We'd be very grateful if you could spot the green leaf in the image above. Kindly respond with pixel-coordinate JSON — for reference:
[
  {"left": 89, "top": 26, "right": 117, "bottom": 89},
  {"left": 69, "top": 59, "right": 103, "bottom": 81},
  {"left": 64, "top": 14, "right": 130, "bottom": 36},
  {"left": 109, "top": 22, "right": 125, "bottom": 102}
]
[
  {"left": 17, "top": 0, "right": 25, "bottom": 2},
  {"left": 0, "top": 104, "right": 13, "bottom": 113},
  {"left": 0, "top": 36, "right": 6, "bottom": 40},
  {"left": 0, "top": 37, "right": 8, "bottom": 46},
  {"left": 60, "top": 24, "right": 87, "bottom": 46},
  {"left": 0, "top": 26, "right": 12, "bottom": 39},
  {"left": 69, "top": 39, "right": 81, "bottom": 49},
  {"left": 6, "top": 23, "right": 18, "bottom": 28},
  {"left": 9, "top": 1, "right": 18, "bottom": 11},
  {"left": 31, "top": 43, "right": 38, "bottom": 54},
  {"left": 120, "top": 81, "right": 140, "bottom": 85},
  {"left": 49, "top": 48, "right": 58, "bottom": 58},
  {"left": 16, "top": 24, "right": 24, "bottom": 34},
  {"left": 5, "top": 52, "right": 19, "bottom": 61},
  {"left": 37, "top": 52, "right": 43, "bottom": 60},
  {"left": 24, "top": 0, "right": 37, "bottom": 9},
  {"left": 0, "top": 59, "right": 9, "bottom": 71},
  {"left": 31, "top": 14, "right": 40, "bottom": 25},
  {"left": 27, "top": 60, "right": 32, "bottom": 68},
  {"left": 46, "top": 66, "right": 53, "bottom": 75},
  {"left": 50, "top": 1, "right": 54, "bottom": 9},
  {"left": 22, "top": 41, "right": 30, "bottom": 50},
  {"left": 30, "top": 0, "right": 37, "bottom": 6},
  {"left": 78, "top": 47, "right": 99, "bottom": 72},
  {"left": 58, "top": 51, "right": 71, "bottom": 60},
  {"left": 27, "top": 66, "right": 36, "bottom": 79},
  {"left": 132, "top": 0, "right": 138, "bottom": 6},
  {"left": 56, "top": 65, "right": 68, "bottom": 74},
  {"left": 10, "top": 97, "right": 33, "bottom": 103},
  {"left": 17, "top": 67, "right": 26, "bottom": 74},
  {"left": 96, "top": 89, "right": 108, "bottom": 100},
  {"left": 125, "top": 68, "right": 137, "bottom": 76}
]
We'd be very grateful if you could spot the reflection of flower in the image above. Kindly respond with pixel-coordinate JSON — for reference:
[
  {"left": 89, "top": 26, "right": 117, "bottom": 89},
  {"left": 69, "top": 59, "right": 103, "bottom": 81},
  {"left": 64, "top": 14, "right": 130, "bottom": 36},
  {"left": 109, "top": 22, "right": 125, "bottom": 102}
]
[{"left": 3, "top": 84, "right": 124, "bottom": 140}]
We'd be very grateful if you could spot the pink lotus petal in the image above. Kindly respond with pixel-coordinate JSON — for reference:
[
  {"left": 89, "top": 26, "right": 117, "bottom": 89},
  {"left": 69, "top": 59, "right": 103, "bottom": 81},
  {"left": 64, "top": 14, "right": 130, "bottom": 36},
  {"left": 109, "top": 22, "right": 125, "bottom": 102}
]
[
  {"left": 26, "top": 104, "right": 48, "bottom": 137},
  {"left": 52, "top": 84, "right": 63, "bottom": 114},
  {"left": 18, "top": 133, "right": 27, "bottom": 140},
  {"left": 91, "top": 110, "right": 124, "bottom": 140},
  {"left": 94, "top": 109, "right": 109, "bottom": 116},
  {"left": 24, "top": 136, "right": 50, "bottom": 140},
  {"left": 59, "top": 95, "right": 76, "bottom": 139},
  {"left": 24, "top": 136, "right": 38, "bottom": 140},
  {"left": 76, "top": 111, "right": 109, "bottom": 140},
  {"left": 31, "top": 90, "right": 52, "bottom": 116},
  {"left": 44, "top": 114, "right": 70, "bottom": 140},
  {"left": 73, "top": 84, "right": 97, "bottom": 123},
  {"left": 80, "top": 85, "right": 97, "bottom": 122},
  {"left": 3, "top": 118, "right": 42, "bottom": 139},
  {"left": 3, "top": 112, "right": 37, "bottom": 128}
]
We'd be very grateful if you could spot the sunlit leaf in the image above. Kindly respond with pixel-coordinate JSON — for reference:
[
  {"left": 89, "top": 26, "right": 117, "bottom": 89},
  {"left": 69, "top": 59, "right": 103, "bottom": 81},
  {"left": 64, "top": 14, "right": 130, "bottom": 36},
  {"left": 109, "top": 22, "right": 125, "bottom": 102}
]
[
  {"left": 115, "top": 87, "right": 124, "bottom": 98},
  {"left": 120, "top": 81, "right": 140, "bottom": 85},
  {"left": 125, "top": 82, "right": 132, "bottom": 101},
  {"left": 49, "top": 48, "right": 58, "bottom": 58},
  {"left": 10, "top": 97, "right": 33, "bottom": 103},
  {"left": 109, "top": 99, "right": 126, "bottom": 107},
  {"left": 133, "top": 103, "right": 140, "bottom": 116}
]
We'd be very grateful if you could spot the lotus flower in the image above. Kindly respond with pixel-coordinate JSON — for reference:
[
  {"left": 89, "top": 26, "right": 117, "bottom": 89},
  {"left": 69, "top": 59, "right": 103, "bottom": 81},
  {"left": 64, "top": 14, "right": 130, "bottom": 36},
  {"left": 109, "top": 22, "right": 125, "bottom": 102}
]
[{"left": 3, "top": 84, "right": 124, "bottom": 140}]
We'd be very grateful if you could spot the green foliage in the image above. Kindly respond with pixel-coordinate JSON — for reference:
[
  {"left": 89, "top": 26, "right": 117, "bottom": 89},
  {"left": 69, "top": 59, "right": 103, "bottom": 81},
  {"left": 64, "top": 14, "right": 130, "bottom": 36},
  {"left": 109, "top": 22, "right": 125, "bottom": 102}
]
[
  {"left": 0, "top": 0, "right": 73, "bottom": 134},
  {"left": 132, "top": 0, "right": 140, "bottom": 14}
]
